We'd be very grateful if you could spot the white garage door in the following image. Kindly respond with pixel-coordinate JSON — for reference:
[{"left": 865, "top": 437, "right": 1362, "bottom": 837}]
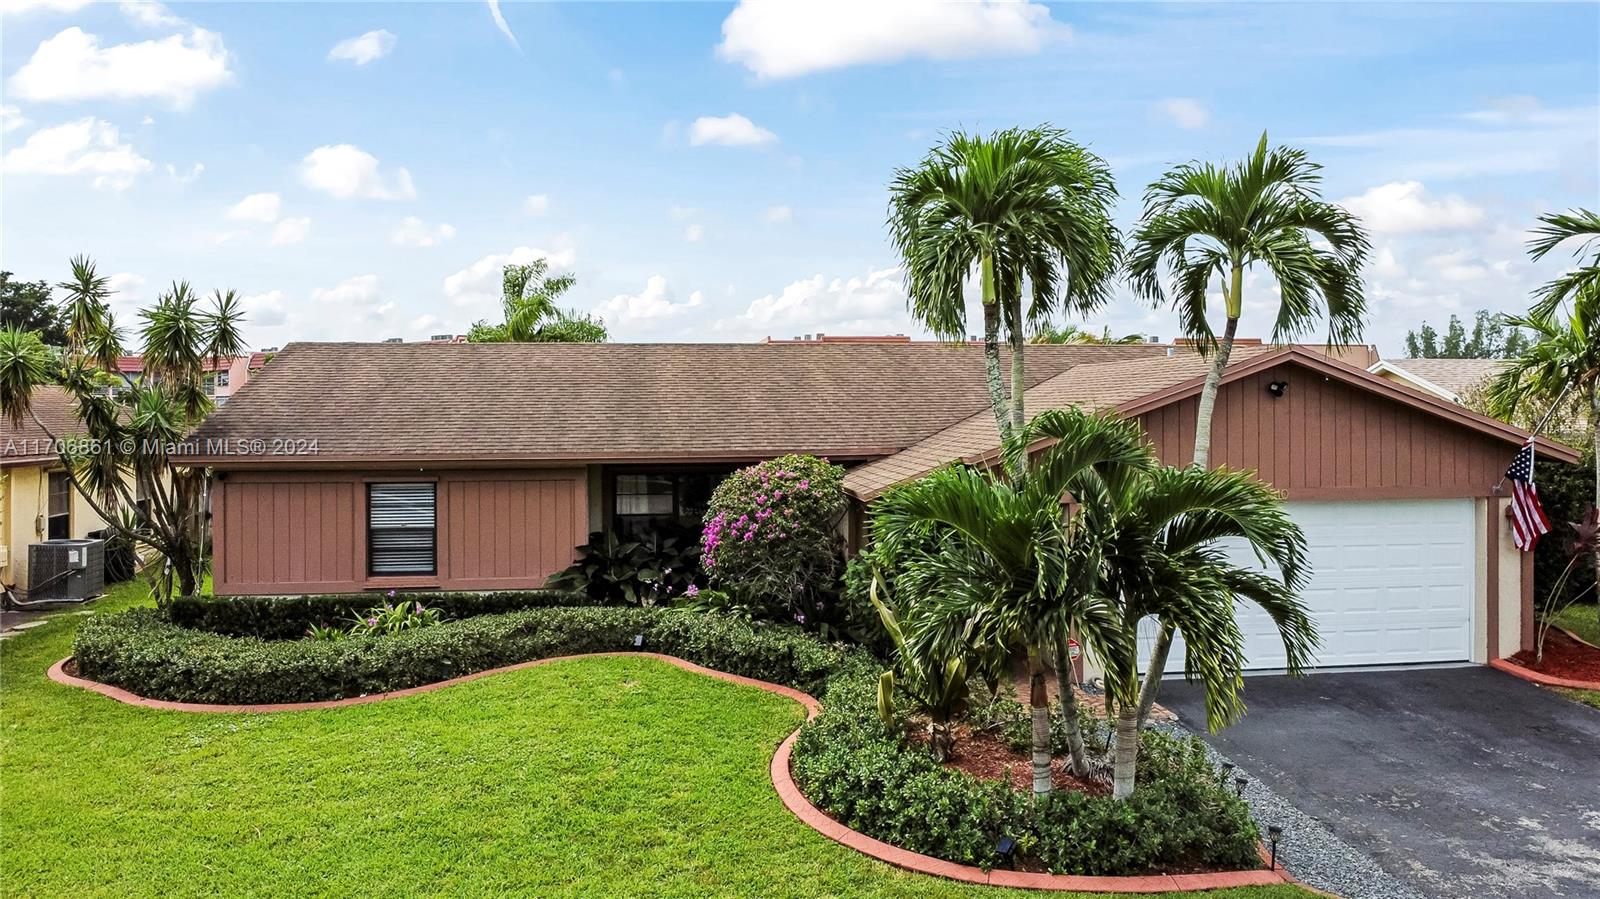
[{"left": 1140, "top": 499, "right": 1475, "bottom": 671}]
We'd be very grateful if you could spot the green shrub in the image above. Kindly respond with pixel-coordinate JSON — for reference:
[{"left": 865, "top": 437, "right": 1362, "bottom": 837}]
[
  {"left": 1536, "top": 451, "right": 1597, "bottom": 611},
  {"left": 701, "top": 454, "right": 847, "bottom": 623},
  {"left": 346, "top": 600, "right": 443, "bottom": 637},
  {"left": 164, "top": 589, "right": 599, "bottom": 640},
  {"left": 545, "top": 531, "right": 701, "bottom": 605},
  {"left": 75, "top": 605, "right": 869, "bottom": 705},
  {"left": 789, "top": 669, "right": 1260, "bottom": 876}
]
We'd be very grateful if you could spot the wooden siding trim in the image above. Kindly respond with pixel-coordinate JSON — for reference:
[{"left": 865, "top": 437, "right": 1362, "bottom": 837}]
[{"left": 1486, "top": 499, "right": 1500, "bottom": 660}]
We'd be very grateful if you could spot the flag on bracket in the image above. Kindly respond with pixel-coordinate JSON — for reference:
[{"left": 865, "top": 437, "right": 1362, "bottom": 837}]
[{"left": 1504, "top": 439, "right": 1551, "bottom": 551}]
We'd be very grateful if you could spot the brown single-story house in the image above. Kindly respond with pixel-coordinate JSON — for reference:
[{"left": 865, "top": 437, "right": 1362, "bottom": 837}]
[{"left": 182, "top": 340, "right": 1577, "bottom": 670}]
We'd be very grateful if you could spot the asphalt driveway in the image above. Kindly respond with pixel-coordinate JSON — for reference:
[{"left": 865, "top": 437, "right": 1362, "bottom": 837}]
[{"left": 1161, "top": 667, "right": 1600, "bottom": 899}]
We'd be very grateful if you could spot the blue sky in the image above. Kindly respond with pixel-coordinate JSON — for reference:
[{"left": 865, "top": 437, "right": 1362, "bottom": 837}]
[{"left": 2, "top": 1, "right": 1596, "bottom": 353}]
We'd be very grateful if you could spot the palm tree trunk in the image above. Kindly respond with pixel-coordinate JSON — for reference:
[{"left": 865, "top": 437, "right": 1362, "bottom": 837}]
[
  {"left": 1029, "top": 660, "right": 1052, "bottom": 797},
  {"left": 1136, "top": 267, "right": 1245, "bottom": 723},
  {"left": 1008, "top": 283, "right": 1026, "bottom": 478},
  {"left": 1055, "top": 642, "right": 1090, "bottom": 778},
  {"left": 1591, "top": 386, "right": 1598, "bottom": 636},
  {"left": 981, "top": 254, "right": 1013, "bottom": 445},
  {"left": 1134, "top": 623, "right": 1175, "bottom": 728},
  {"left": 1112, "top": 700, "right": 1139, "bottom": 800},
  {"left": 930, "top": 713, "right": 953, "bottom": 763}
]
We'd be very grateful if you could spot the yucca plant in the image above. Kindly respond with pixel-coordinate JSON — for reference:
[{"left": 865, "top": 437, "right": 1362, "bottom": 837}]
[{"left": 0, "top": 257, "right": 246, "bottom": 602}]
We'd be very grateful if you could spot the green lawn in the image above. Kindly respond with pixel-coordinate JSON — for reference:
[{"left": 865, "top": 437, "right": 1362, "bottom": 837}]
[
  {"left": 1, "top": 582, "right": 1315, "bottom": 899},
  {"left": 1544, "top": 605, "right": 1600, "bottom": 709},
  {"left": 1549, "top": 603, "right": 1600, "bottom": 646}
]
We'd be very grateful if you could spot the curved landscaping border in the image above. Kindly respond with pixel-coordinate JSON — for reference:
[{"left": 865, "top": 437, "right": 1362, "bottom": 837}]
[
  {"left": 1489, "top": 657, "right": 1600, "bottom": 691},
  {"left": 50, "top": 653, "right": 1295, "bottom": 894}
]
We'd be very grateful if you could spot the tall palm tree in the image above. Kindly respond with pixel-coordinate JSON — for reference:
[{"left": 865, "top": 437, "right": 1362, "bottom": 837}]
[
  {"left": 870, "top": 407, "right": 1151, "bottom": 794},
  {"left": 1489, "top": 209, "right": 1600, "bottom": 613},
  {"left": 888, "top": 127, "right": 1121, "bottom": 462},
  {"left": 1080, "top": 465, "right": 1315, "bottom": 798},
  {"left": 1126, "top": 132, "right": 1366, "bottom": 716}
]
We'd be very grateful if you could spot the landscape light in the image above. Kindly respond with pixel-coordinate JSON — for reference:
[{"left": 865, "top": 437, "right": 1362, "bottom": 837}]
[
  {"left": 1234, "top": 776, "right": 1248, "bottom": 797},
  {"left": 995, "top": 835, "right": 1018, "bottom": 868},
  {"left": 1266, "top": 825, "right": 1283, "bottom": 870}
]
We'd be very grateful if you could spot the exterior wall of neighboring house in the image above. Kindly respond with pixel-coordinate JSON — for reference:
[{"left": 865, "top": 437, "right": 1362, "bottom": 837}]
[
  {"left": 207, "top": 356, "right": 253, "bottom": 405},
  {"left": 1, "top": 463, "right": 116, "bottom": 595},
  {"left": 211, "top": 467, "right": 588, "bottom": 595}
]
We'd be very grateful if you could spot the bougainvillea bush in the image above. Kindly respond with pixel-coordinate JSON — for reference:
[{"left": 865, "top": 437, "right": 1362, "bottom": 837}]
[{"left": 701, "top": 454, "right": 847, "bottom": 624}]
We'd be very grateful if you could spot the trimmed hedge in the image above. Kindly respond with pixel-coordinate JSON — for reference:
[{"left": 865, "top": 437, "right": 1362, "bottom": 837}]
[
  {"left": 164, "top": 590, "right": 600, "bottom": 640},
  {"left": 75, "top": 605, "right": 872, "bottom": 705},
  {"left": 789, "top": 673, "right": 1262, "bottom": 876}
]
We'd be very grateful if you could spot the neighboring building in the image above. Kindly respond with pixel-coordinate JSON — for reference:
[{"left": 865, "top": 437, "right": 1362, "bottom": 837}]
[
  {"left": 1368, "top": 357, "right": 1506, "bottom": 404},
  {"left": 0, "top": 389, "right": 120, "bottom": 595},
  {"left": 116, "top": 354, "right": 254, "bottom": 406},
  {"left": 183, "top": 341, "right": 1576, "bottom": 671}
]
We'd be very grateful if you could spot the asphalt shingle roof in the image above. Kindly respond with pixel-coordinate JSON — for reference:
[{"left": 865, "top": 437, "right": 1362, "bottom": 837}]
[
  {"left": 1381, "top": 358, "right": 1505, "bottom": 398},
  {"left": 184, "top": 341, "right": 1167, "bottom": 464}
]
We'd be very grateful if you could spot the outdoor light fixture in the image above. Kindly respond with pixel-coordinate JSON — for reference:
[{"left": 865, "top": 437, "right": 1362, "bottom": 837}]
[
  {"left": 1266, "top": 825, "right": 1283, "bottom": 870},
  {"left": 1221, "top": 762, "right": 1235, "bottom": 775},
  {"left": 1234, "top": 775, "right": 1249, "bottom": 797},
  {"left": 633, "top": 634, "right": 644, "bottom": 647},
  {"left": 1266, "top": 380, "right": 1289, "bottom": 397},
  {"left": 996, "top": 835, "right": 1018, "bottom": 868}
]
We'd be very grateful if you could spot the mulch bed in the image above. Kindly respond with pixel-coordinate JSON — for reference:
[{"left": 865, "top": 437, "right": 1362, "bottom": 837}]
[
  {"left": 910, "top": 721, "right": 1110, "bottom": 795},
  {"left": 1509, "top": 629, "right": 1600, "bottom": 682}
]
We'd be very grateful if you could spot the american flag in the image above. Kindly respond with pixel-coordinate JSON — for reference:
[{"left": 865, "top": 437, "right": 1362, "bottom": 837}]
[{"left": 1505, "top": 440, "right": 1551, "bottom": 551}]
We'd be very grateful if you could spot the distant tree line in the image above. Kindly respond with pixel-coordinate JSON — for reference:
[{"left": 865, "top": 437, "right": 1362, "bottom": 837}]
[{"left": 1403, "top": 309, "right": 1530, "bottom": 359}]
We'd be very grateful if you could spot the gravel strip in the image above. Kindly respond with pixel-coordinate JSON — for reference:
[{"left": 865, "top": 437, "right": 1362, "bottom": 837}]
[{"left": 1155, "top": 720, "right": 1424, "bottom": 899}]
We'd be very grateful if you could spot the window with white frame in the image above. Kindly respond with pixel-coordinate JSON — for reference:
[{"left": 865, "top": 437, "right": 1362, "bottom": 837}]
[{"left": 367, "top": 483, "right": 437, "bottom": 576}]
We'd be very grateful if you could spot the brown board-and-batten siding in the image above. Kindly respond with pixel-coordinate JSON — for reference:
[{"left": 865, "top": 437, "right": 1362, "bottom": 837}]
[
  {"left": 212, "top": 468, "right": 587, "bottom": 595},
  {"left": 1136, "top": 362, "right": 1517, "bottom": 499}
]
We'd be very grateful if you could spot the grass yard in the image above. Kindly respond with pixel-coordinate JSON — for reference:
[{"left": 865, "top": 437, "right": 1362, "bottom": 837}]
[
  {"left": 1, "top": 582, "right": 1316, "bottom": 899},
  {"left": 1545, "top": 604, "right": 1600, "bottom": 710}
]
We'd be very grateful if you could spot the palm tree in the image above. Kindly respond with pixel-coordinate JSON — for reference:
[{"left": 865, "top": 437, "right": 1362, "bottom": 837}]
[
  {"left": 888, "top": 127, "right": 1120, "bottom": 462},
  {"left": 467, "top": 259, "right": 608, "bottom": 343},
  {"left": 1080, "top": 465, "right": 1316, "bottom": 798},
  {"left": 1030, "top": 323, "right": 1148, "bottom": 345},
  {"left": 870, "top": 407, "right": 1150, "bottom": 794},
  {"left": 1126, "top": 132, "right": 1366, "bottom": 717},
  {"left": 0, "top": 258, "right": 246, "bottom": 600},
  {"left": 1489, "top": 209, "right": 1600, "bottom": 617}
]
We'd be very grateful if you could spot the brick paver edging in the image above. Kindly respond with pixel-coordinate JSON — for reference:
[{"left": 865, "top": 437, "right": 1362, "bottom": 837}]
[
  {"left": 1489, "top": 657, "right": 1600, "bottom": 691},
  {"left": 50, "top": 653, "right": 1296, "bottom": 893}
]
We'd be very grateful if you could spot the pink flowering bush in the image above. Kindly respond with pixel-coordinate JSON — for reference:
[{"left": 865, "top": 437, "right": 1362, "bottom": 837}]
[{"left": 701, "top": 454, "right": 846, "bottom": 622}]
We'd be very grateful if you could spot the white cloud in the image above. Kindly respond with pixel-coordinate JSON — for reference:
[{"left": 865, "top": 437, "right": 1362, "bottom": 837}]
[
  {"left": 683, "top": 223, "right": 704, "bottom": 242},
  {"left": 1, "top": 117, "right": 152, "bottom": 190},
  {"left": 1339, "top": 181, "right": 1486, "bottom": 235},
  {"left": 688, "top": 113, "right": 777, "bottom": 147},
  {"left": 165, "top": 161, "right": 203, "bottom": 183},
  {"left": 105, "top": 272, "right": 146, "bottom": 308},
  {"left": 391, "top": 216, "right": 456, "bottom": 248},
  {"left": 0, "top": 0, "right": 90, "bottom": 15},
  {"left": 226, "top": 191, "right": 280, "bottom": 223},
  {"left": 763, "top": 205, "right": 793, "bottom": 224},
  {"left": 593, "top": 276, "right": 704, "bottom": 329},
  {"left": 239, "top": 290, "right": 288, "bottom": 327},
  {"left": 669, "top": 204, "right": 700, "bottom": 219},
  {"left": 328, "top": 29, "right": 396, "bottom": 65},
  {"left": 312, "top": 274, "right": 381, "bottom": 306},
  {"left": 210, "top": 229, "right": 247, "bottom": 245},
  {"left": 486, "top": 0, "right": 519, "bottom": 50},
  {"left": 713, "top": 267, "right": 913, "bottom": 340},
  {"left": 1154, "top": 97, "right": 1208, "bottom": 129},
  {"left": 299, "top": 144, "right": 416, "bottom": 200},
  {"left": 442, "top": 245, "right": 577, "bottom": 308},
  {"left": 8, "top": 26, "right": 232, "bottom": 109},
  {"left": 271, "top": 217, "right": 311, "bottom": 245},
  {"left": 0, "top": 105, "right": 26, "bottom": 134},
  {"left": 523, "top": 193, "right": 550, "bottom": 215},
  {"left": 119, "top": 0, "right": 184, "bottom": 28},
  {"left": 718, "top": 0, "right": 1063, "bottom": 79}
]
